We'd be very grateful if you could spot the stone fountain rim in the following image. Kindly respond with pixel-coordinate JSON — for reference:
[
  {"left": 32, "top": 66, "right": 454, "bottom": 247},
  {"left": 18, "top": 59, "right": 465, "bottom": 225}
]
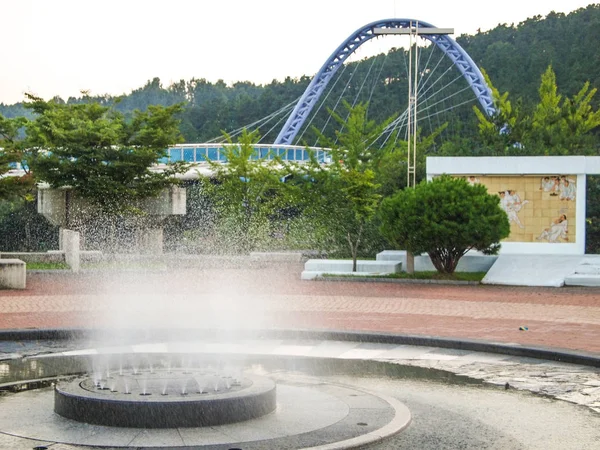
[{"left": 1, "top": 327, "right": 599, "bottom": 367}]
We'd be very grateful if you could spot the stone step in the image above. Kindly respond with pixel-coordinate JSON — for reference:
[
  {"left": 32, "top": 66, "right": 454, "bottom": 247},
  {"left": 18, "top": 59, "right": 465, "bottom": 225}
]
[
  {"left": 564, "top": 274, "right": 600, "bottom": 287},
  {"left": 482, "top": 255, "right": 584, "bottom": 287},
  {"left": 572, "top": 264, "right": 600, "bottom": 275}
]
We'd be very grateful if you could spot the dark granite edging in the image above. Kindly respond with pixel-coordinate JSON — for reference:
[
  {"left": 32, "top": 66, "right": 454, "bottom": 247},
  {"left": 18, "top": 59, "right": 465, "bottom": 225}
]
[{"left": 1, "top": 327, "right": 598, "bottom": 368}]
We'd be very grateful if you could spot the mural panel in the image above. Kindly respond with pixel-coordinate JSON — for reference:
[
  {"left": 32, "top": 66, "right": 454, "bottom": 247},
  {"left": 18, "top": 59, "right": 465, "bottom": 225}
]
[{"left": 464, "top": 175, "right": 577, "bottom": 243}]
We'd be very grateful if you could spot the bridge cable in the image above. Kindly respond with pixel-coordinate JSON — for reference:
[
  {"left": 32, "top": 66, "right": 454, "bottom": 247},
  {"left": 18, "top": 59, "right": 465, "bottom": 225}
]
[
  {"left": 295, "top": 63, "right": 351, "bottom": 145},
  {"left": 206, "top": 98, "right": 299, "bottom": 143}
]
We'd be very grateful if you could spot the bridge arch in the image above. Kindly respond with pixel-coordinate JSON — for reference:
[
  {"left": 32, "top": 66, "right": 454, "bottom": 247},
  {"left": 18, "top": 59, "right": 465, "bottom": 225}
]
[{"left": 274, "top": 18, "right": 496, "bottom": 145}]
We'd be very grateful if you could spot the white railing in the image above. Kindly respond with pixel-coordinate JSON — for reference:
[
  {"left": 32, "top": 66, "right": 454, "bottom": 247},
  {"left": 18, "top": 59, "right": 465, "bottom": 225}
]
[{"left": 162, "top": 143, "right": 330, "bottom": 164}]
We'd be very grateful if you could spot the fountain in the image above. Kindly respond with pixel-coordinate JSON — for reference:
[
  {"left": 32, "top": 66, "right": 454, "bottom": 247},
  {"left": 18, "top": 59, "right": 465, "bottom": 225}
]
[
  {"left": 0, "top": 347, "right": 413, "bottom": 448},
  {"left": 54, "top": 369, "right": 276, "bottom": 428}
]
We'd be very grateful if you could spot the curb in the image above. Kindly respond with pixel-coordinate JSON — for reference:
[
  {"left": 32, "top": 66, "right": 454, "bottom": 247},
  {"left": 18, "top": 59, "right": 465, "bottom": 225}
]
[
  {"left": 1, "top": 327, "right": 599, "bottom": 368},
  {"left": 314, "top": 276, "right": 480, "bottom": 285}
]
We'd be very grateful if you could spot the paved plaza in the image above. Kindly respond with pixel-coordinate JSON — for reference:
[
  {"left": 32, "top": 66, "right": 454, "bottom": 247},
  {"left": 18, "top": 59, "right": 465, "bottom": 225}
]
[
  {"left": 1, "top": 266, "right": 600, "bottom": 353},
  {"left": 1, "top": 265, "right": 600, "bottom": 448}
]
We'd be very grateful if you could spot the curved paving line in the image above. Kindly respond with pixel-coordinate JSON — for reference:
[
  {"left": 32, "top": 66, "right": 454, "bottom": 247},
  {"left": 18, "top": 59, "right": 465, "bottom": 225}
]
[{"left": 1, "top": 327, "right": 599, "bottom": 367}]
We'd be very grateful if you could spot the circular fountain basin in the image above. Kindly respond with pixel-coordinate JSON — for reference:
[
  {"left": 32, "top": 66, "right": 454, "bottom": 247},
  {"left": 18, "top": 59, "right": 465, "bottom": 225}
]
[{"left": 54, "top": 371, "right": 276, "bottom": 428}]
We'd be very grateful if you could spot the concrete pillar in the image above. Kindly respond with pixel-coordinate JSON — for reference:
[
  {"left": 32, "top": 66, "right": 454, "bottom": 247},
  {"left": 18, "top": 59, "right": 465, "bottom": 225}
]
[
  {"left": 138, "top": 228, "right": 164, "bottom": 254},
  {"left": 0, "top": 259, "right": 26, "bottom": 289},
  {"left": 62, "top": 229, "right": 81, "bottom": 273}
]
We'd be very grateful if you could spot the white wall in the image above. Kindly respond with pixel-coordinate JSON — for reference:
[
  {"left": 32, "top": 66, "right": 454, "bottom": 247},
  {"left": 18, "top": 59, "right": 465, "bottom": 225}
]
[{"left": 426, "top": 156, "right": 600, "bottom": 255}]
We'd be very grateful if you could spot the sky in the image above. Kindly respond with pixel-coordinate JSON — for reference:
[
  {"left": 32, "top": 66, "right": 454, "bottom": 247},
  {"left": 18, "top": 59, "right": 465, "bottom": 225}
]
[{"left": 0, "top": 0, "right": 594, "bottom": 104}]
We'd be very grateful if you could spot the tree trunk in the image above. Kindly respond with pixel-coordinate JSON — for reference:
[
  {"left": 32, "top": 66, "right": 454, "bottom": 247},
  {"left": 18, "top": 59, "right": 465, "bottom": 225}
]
[
  {"left": 429, "top": 249, "right": 462, "bottom": 274},
  {"left": 347, "top": 225, "right": 363, "bottom": 273}
]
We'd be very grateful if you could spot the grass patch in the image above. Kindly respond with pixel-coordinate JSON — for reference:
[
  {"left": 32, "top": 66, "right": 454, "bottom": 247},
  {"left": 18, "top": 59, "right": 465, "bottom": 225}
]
[
  {"left": 26, "top": 261, "right": 70, "bottom": 270},
  {"left": 81, "top": 261, "right": 167, "bottom": 270},
  {"left": 323, "top": 271, "right": 486, "bottom": 282}
]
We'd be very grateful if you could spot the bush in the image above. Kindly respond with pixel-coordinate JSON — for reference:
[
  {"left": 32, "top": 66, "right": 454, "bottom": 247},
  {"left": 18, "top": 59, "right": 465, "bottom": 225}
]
[{"left": 378, "top": 175, "right": 510, "bottom": 273}]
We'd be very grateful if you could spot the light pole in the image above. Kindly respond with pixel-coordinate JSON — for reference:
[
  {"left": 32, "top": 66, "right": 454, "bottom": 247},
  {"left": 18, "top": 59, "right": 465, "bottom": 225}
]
[{"left": 374, "top": 23, "right": 454, "bottom": 272}]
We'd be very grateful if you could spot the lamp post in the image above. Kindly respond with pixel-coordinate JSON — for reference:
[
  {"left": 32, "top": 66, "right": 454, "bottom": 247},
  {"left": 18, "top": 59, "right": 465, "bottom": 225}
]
[{"left": 374, "top": 23, "right": 454, "bottom": 272}]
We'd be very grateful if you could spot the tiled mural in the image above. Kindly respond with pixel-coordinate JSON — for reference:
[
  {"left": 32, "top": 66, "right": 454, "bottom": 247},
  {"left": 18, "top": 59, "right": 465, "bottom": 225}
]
[{"left": 464, "top": 175, "right": 576, "bottom": 243}]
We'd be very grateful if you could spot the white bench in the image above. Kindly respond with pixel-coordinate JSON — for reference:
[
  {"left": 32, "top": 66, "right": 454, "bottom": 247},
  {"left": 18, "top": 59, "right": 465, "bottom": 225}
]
[
  {"left": 250, "top": 252, "right": 304, "bottom": 263},
  {"left": 0, "top": 259, "right": 26, "bottom": 289},
  {"left": 302, "top": 259, "right": 402, "bottom": 280}
]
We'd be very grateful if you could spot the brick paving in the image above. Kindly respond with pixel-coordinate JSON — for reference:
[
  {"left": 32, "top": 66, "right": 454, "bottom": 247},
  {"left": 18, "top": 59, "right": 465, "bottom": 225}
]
[{"left": 1, "top": 268, "right": 600, "bottom": 353}]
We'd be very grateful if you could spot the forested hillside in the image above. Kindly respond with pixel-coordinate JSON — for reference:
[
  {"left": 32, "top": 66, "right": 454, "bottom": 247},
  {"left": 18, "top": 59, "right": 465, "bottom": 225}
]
[
  {"left": 459, "top": 5, "right": 600, "bottom": 103},
  {"left": 1, "top": 4, "right": 599, "bottom": 144}
]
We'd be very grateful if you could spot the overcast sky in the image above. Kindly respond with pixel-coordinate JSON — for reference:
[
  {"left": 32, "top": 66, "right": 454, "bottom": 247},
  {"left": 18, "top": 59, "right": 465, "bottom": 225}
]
[{"left": 0, "top": 0, "right": 593, "bottom": 104}]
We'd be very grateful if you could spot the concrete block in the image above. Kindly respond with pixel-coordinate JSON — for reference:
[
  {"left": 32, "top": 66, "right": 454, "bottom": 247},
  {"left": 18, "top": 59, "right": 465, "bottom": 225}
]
[
  {"left": 482, "top": 255, "right": 584, "bottom": 287},
  {"left": 304, "top": 259, "right": 401, "bottom": 273},
  {"left": 37, "top": 188, "right": 67, "bottom": 227},
  {"left": 376, "top": 250, "right": 407, "bottom": 261},
  {"left": 574, "top": 265, "right": 600, "bottom": 275},
  {"left": 137, "top": 228, "right": 164, "bottom": 255},
  {"left": 0, "top": 259, "right": 26, "bottom": 289},
  {"left": 61, "top": 229, "right": 80, "bottom": 273},
  {"left": 455, "top": 255, "right": 498, "bottom": 272},
  {"left": 80, "top": 250, "right": 103, "bottom": 263},
  {"left": 564, "top": 274, "right": 600, "bottom": 287},
  {"left": 376, "top": 250, "right": 496, "bottom": 273},
  {"left": 250, "top": 252, "right": 303, "bottom": 263},
  {"left": 139, "top": 186, "right": 186, "bottom": 216},
  {"left": 38, "top": 187, "right": 187, "bottom": 236},
  {"left": 301, "top": 270, "right": 389, "bottom": 280}
]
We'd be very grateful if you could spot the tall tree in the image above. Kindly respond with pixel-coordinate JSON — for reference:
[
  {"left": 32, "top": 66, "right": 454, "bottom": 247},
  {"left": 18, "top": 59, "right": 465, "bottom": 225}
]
[
  {"left": 201, "top": 128, "right": 289, "bottom": 253},
  {"left": 474, "top": 66, "right": 600, "bottom": 155},
  {"left": 24, "top": 94, "right": 187, "bottom": 218},
  {"left": 290, "top": 102, "right": 395, "bottom": 271},
  {"left": 0, "top": 114, "right": 34, "bottom": 201}
]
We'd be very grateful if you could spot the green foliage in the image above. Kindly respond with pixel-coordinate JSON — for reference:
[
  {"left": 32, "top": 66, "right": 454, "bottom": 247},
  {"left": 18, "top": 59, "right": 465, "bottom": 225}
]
[
  {"left": 530, "top": 67, "right": 600, "bottom": 154},
  {"left": 0, "top": 199, "right": 58, "bottom": 251},
  {"left": 26, "top": 261, "right": 70, "bottom": 270},
  {"left": 459, "top": 5, "right": 600, "bottom": 105},
  {"left": 289, "top": 102, "right": 395, "bottom": 270},
  {"left": 0, "top": 6, "right": 599, "bottom": 149},
  {"left": 199, "top": 129, "right": 291, "bottom": 253},
  {"left": 0, "top": 114, "right": 34, "bottom": 201},
  {"left": 586, "top": 175, "right": 600, "bottom": 254},
  {"left": 472, "top": 69, "right": 528, "bottom": 153},
  {"left": 24, "top": 94, "right": 187, "bottom": 215},
  {"left": 475, "top": 66, "right": 600, "bottom": 155},
  {"left": 378, "top": 175, "right": 510, "bottom": 274}
]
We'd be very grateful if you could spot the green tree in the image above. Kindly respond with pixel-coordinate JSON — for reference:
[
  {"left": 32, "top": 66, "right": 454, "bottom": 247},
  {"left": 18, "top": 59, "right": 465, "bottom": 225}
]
[
  {"left": 378, "top": 175, "right": 510, "bottom": 274},
  {"left": 0, "top": 114, "right": 34, "bottom": 201},
  {"left": 24, "top": 94, "right": 186, "bottom": 217},
  {"left": 0, "top": 199, "right": 58, "bottom": 251},
  {"left": 472, "top": 69, "right": 529, "bottom": 154},
  {"left": 374, "top": 123, "right": 448, "bottom": 197},
  {"left": 201, "top": 128, "right": 289, "bottom": 253},
  {"left": 291, "top": 102, "right": 394, "bottom": 271},
  {"left": 529, "top": 66, "right": 600, "bottom": 154},
  {"left": 474, "top": 66, "right": 600, "bottom": 155}
]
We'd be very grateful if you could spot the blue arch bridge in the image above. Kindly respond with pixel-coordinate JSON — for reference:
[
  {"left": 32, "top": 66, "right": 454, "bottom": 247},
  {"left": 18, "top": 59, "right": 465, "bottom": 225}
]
[
  {"left": 7, "top": 19, "right": 495, "bottom": 179},
  {"left": 25, "top": 18, "right": 497, "bottom": 253},
  {"left": 159, "top": 18, "right": 494, "bottom": 177}
]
